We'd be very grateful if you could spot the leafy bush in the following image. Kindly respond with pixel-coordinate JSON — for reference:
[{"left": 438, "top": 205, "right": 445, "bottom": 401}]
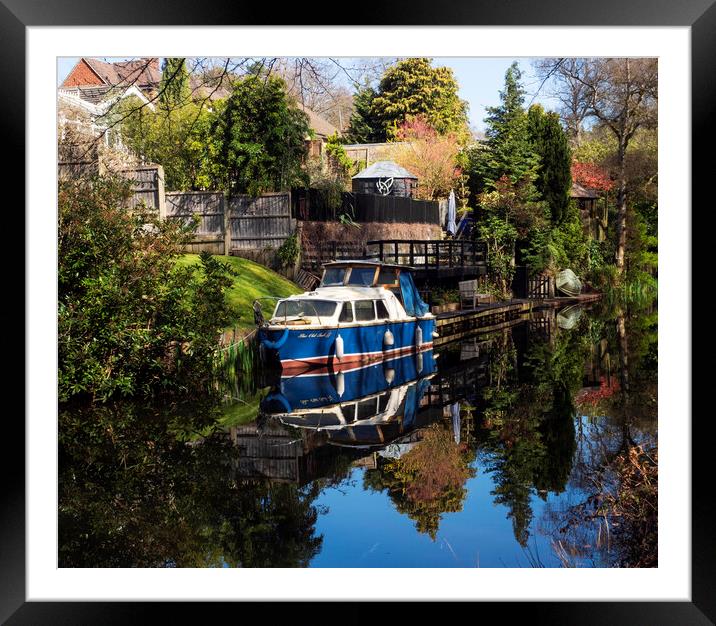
[
  {"left": 476, "top": 214, "right": 518, "bottom": 299},
  {"left": 58, "top": 176, "right": 236, "bottom": 403},
  {"left": 275, "top": 231, "right": 300, "bottom": 269}
]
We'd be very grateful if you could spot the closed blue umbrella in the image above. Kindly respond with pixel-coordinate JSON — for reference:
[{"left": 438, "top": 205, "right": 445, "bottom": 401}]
[{"left": 446, "top": 189, "right": 457, "bottom": 236}]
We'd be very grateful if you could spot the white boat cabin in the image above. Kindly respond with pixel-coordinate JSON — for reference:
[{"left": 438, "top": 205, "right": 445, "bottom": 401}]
[{"left": 269, "top": 261, "right": 427, "bottom": 328}]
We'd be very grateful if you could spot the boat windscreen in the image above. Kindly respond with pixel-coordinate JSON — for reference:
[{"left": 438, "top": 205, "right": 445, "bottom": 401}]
[
  {"left": 347, "top": 267, "right": 377, "bottom": 286},
  {"left": 274, "top": 299, "right": 338, "bottom": 318},
  {"left": 321, "top": 267, "right": 346, "bottom": 286}
]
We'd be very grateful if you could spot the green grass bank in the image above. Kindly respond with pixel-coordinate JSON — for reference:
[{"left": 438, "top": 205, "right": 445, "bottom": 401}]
[{"left": 176, "top": 254, "right": 302, "bottom": 332}]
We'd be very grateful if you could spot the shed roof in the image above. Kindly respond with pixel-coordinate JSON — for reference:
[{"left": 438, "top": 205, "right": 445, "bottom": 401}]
[
  {"left": 571, "top": 182, "right": 600, "bottom": 199},
  {"left": 352, "top": 160, "right": 418, "bottom": 180}
]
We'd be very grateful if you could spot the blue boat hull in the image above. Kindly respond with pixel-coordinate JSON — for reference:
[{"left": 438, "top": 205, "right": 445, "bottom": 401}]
[
  {"left": 261, "top": 350, "right": 437, "bottom": 414},
  {"left": 259, "top": 318, "right": 435, "bottom": 373}
]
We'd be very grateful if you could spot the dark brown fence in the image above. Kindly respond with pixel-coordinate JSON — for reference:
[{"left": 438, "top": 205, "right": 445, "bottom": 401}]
[
  {"left": 293, "top": 189, "right": 440, "bottom": 224},
  {"left": 526, "top": 274, "right": 555, "bottom": 299}
]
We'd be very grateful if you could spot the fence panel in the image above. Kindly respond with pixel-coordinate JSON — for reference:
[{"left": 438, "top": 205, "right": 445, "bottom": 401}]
[
  {"left": 122, "top": 165, "right": 164, "bottom": 212},
  {"left": 229, "top": 192, "right": 294, "bottom": 251},
  {"left": 292, "top": 190, "right": 441, "bottom": 224},
  {"left": 165, "top": 191, "right": 225, "bottom": 254}
]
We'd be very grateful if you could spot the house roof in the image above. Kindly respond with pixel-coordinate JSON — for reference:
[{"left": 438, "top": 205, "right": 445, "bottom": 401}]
[
  {"left": 571, "top": 182, "right": 600, "bottom": 199},
  {"left": 188, "top": 74, "right": 233, "bottom": 101},
  {"left": 352, "top": 161, "right": 418, "bottom": 180},
  {"left": 299, "top": 105, "right": 339, "bottom": 138},
  {"left": 58, "top": 84, "right": 154, "bottom": 112},
  {"left": 83, "top": 57, "right": 161, "bottom": 88}
]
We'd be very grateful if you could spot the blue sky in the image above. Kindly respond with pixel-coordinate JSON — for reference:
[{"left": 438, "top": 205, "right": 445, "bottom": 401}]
[{"left": 58, "top": 56, "right": 559, "bottom": 132}]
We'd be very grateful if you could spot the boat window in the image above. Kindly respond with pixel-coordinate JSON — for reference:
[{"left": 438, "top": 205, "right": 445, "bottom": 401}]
[
  {"left": 377, "top": 268, "right": 398, "bottom": 285},
  {"left": 375, "top": 300, "right": 390, "bottom": 320},
  {"left": 354, "top": 300, "right": 376, "bottom": 321},
  {"left": 347, "top": 266, "right": 377, "bottom": 286},
  {"left": 356, "top": 398, "right": 378, "bottom": 420},
  {"left": 338, "top": 302, "right": 353, "bottom": 322},
  {"left": 274, "top": 299, "right": 338, "bottom": 318},
  {"left": 378, "top": 393, "right": 390, "bottom": 413},
  {"left": 341, "top": 404, "right": 356, "bottom": 422},
  {"left": 298, "top": 412, "right": 342, "bottom": 426},
  {"left": 321, "top": 267, "right": 346, "bottom": 286}
]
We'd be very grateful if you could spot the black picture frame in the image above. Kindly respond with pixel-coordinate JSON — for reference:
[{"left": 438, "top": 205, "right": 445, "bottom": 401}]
[{"left": 4, "top": 1, "right": 708, "bottom": 622}]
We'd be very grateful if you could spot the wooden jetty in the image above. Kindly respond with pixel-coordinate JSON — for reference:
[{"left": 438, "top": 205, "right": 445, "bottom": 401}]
[{"left": 433, "top": 293, "right": 602, "bottom": 346}]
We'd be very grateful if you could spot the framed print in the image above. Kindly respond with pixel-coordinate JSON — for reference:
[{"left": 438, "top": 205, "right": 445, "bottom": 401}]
[{"left": 5, "top": 0, "right": 711, "bottom": 622}]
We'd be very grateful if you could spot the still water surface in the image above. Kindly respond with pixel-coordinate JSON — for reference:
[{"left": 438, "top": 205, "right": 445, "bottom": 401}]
[{"left": 59, "top": 301, "right": 657, "bottom": 568}]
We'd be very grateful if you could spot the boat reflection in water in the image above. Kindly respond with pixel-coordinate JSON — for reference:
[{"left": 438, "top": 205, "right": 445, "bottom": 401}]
[{"left": 260, "top": 350, "right": 438, "bottom": 450}]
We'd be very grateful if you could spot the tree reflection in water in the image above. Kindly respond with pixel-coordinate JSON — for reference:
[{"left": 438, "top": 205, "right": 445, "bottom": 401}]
[
  {"left": 364, "top": 423, "right": 476, "bottom": 540},
  {"left": 59, "top": 402, "right": 324, "bottom": 567}
]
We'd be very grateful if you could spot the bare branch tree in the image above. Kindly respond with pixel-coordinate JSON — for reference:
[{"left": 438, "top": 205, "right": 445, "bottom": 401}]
[{"left": 536, "top": 57, "right": 657, "bottom": 272}]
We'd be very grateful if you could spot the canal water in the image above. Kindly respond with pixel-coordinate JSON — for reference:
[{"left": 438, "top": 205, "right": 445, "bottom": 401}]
[{"left": 59, "top": 300, "right": 657, "bottom": 568}]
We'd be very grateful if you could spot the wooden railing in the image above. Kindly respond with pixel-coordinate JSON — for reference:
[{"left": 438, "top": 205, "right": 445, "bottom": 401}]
[
  {"left": 301, "top": 241, "right": 366, "bottom": 271},
  {"left": 365, "top": 239, "right": 487, "bottom": 271}
]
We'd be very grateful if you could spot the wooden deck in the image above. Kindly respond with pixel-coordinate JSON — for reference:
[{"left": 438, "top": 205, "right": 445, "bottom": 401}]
[{"left": 433, "top": 294, "right": 602, "bottom": 346}]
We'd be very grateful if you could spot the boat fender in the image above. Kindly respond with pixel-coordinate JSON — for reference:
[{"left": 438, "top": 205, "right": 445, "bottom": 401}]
[
  {"left": 416, "top": 351, "right": 423, "bottom": 374},
  {"left": 264, "top": 392, "right": 292, "bottom": 414},
  {"left": 383, "top": 330, "right": 394, "bottom": 348},
  {"left": 262, "top": 327, "right": 289, "bottom": 350},
  {"left": 384, "top": 367, "right": 395, "bottom": 385},
  {"left": 415, "top": 325, "right": 423, "bottom": 348},
  {"left": 433, "top": 331, "right": 439, "bottom": 338},
  {"left": 335, "top": 371, "right": 345, "bottom": 397},
  {"left": 335, "top": 334, "right": 344, "bottom": 361}
]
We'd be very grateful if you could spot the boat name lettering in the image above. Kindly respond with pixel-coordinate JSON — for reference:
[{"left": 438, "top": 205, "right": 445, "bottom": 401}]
[{"left": 298, "top": 332, "right": 332, "bottom": 339}]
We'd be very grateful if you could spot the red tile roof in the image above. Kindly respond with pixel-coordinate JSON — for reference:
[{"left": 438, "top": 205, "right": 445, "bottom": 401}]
[{"left": 74, "top": 58, "right": 161, "bottom": 88}]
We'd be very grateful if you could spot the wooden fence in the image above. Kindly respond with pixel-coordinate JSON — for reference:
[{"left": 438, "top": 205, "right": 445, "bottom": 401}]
[
  {"left": 365, "top": 239, "right": 487, "bottom": 272},
  {"left": 161, "top": 188, "right": 294, "bottom": 255},
  {"left": 293, "top": 189, "right": 440, "bottom": 224},
  {"left": 121, "top": 165, "right": 164, "bottom": 212},
  {"left": 166, "top": 191, "right": 225, "bottom": 254},
  {"left": 229, "top": 192, "right": 294, "bottom": 251}
]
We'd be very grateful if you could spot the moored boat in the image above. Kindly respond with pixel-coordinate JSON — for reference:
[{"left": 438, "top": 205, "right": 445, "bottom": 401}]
[
  {"left": 255, "top": 260, "right": 436, "bottom": 373},
  {"left": 556, "top": 269, "right": 583, "bottom": 297}
]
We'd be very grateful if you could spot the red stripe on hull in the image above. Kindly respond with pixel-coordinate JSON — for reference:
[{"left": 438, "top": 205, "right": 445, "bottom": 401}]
[{"left": 280, "top": 343, "right": 434, "bottom": 376}]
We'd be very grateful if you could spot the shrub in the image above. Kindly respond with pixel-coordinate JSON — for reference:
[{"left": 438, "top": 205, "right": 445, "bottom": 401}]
[
  {"left": 58, "top": 176, "right": 236, "bottom": 402},
  {"left": 276, "top": 231, "right": 300, "bottom": 269}
]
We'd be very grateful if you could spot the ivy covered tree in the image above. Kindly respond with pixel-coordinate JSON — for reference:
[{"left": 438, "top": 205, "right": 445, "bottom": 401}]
[
  {"left": 370, "top": 57, "right": 470, "bottom": 141},
  {"left": 527, "top": 104, "right": 572, "bottom": 224},
  {"left": 207, "top": 75, "right": 310, "bottom": 196},
  {"left": 119, "top": 96, "right": 214, "bottom": 191},
  {"left": 159, "top": 57, "right": 191, "bottom": 109}
]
